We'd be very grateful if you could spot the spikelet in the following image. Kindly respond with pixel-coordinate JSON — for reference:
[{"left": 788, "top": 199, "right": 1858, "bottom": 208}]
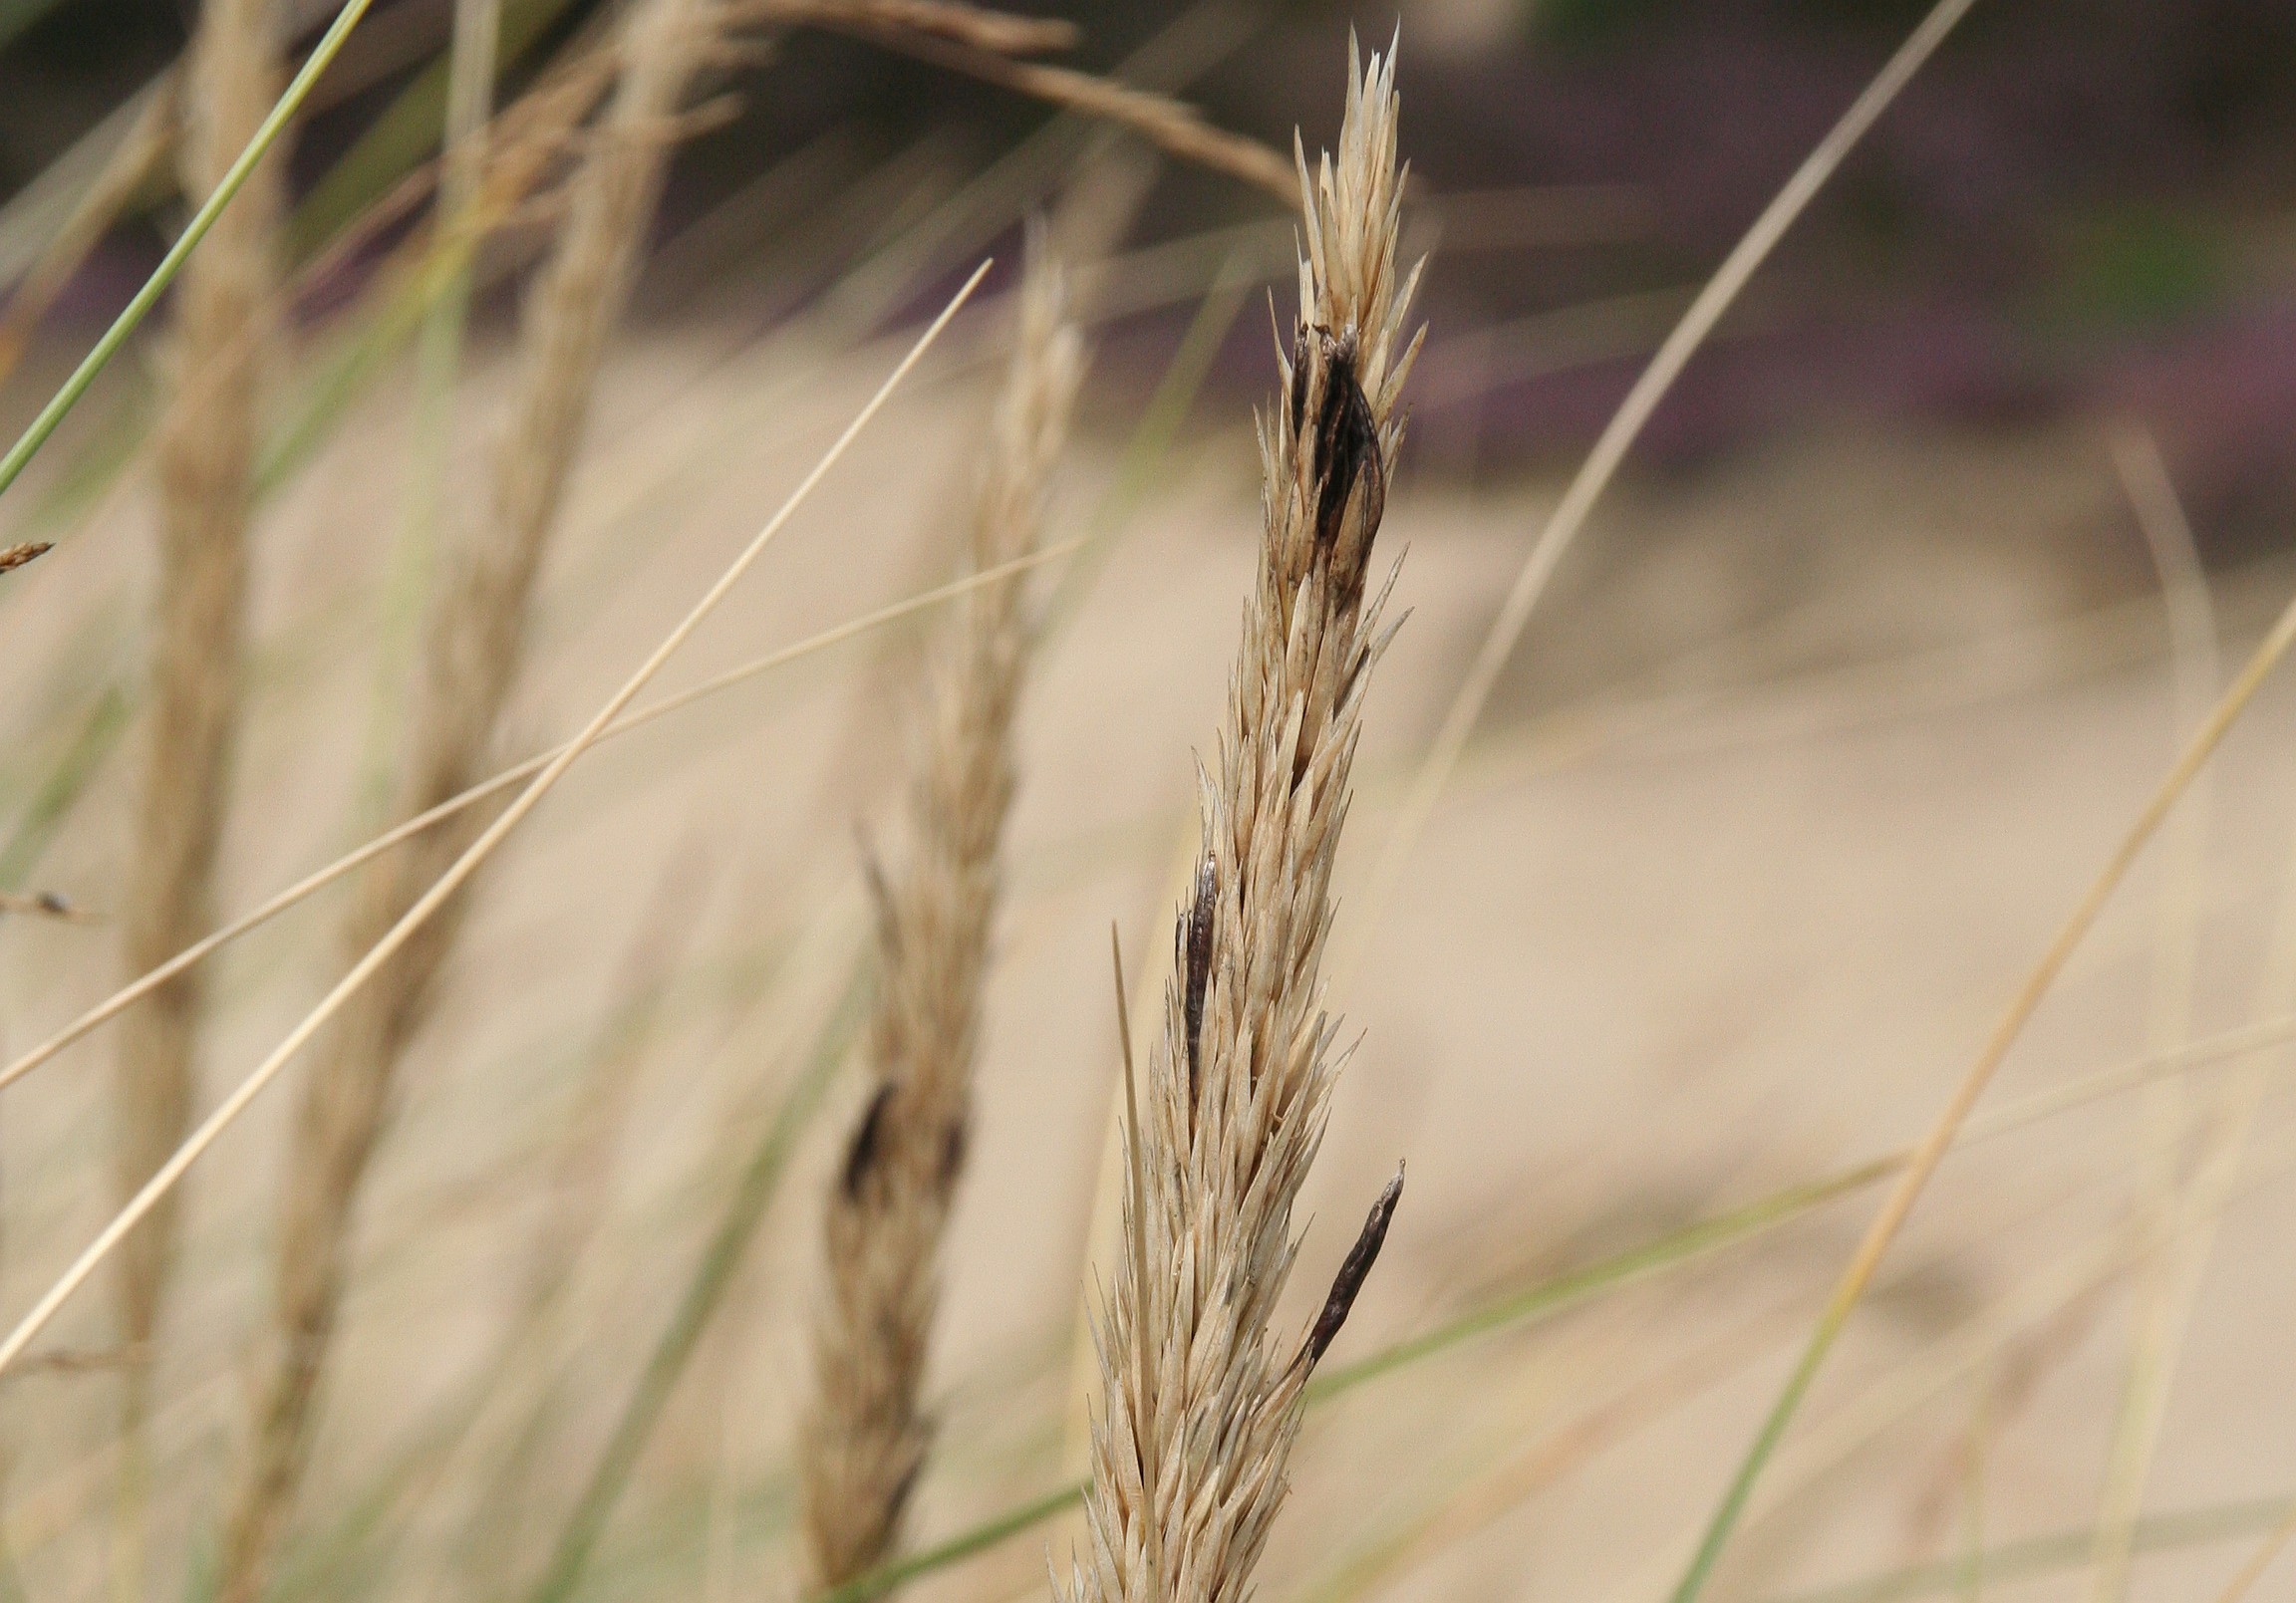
[
  {"left": 1063, "top": 38, "right": 1419, "bottom": 1603},
  {"left": 209, "top": 0, "right": 711, "bottom": 1595},
  {"left": 800, "top": 240, "right": 1083, "bottom": 1589}
]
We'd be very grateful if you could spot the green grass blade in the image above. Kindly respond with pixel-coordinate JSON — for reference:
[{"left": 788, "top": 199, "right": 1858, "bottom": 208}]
[
  {"left": 524, "top": 965, "right": 868, "bottom": 1603},
  {"left": 815, "top": 1480, "right": 1089, "bottom": 1603},
  {"left": 802, "top": 1155, "right": 1899, "bottom": 1601},
  {"left": 1665, "top": 1332, "right": 1836, "bottom": 1603},
  {"left": 1308, "top": 1158, "right": 1892, "bottom": 1405},
  {"left": 0, "top": 681, "right": 132, "bottom": 887},
  {"left": 0, "top": 0, "right": 380, "bottom": 509},
  {"left": 1753, "top": 1495, "right": 2295, "bottom": 1603}
]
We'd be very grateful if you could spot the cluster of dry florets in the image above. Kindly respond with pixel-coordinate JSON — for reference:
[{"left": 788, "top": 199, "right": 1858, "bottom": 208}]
[
  {"left": 1064, "top": 36, "right": 1419, "bottom": 1603},
  {"left": 802, "top": 245, "right": 1084, "bottom": 1590}
]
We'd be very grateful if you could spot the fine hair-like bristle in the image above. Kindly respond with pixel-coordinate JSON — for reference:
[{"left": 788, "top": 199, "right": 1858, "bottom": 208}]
[
  {"left": 799, "top": 240, "right": 1083, "bottom": 1589},
  {"left": 111, "top": 0, "right": 282, "bottom": 1569},
  {"left": 209, "top": 0, "right": 711, "bottom": 1596},
  {"left": 1064, "top": 37, "right": 1419, "bottom": 1603}
]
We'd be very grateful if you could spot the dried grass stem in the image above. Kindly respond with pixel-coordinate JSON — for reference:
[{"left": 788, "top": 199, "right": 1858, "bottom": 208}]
[{"left": 801, "top": 243, "right": 1082, "bottom": 1589}]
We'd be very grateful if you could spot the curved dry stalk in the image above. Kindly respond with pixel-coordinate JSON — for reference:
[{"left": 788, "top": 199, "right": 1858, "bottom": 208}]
[
  {"left": 801, "top": 241, "right": 1082, "bottom": 1588},
  {"left": 731, "top": 0, "right": 1076, "bottom": 55},
  {"left": 111, "top": 0, "right": 284, "bottom": 1569},
  {"left": 813, "top": 22, "right": 1297, "bottom": 203},
  {"left": 1345, "top": 0, "right": 1983, "bottom": 976},
  {"left": 1062, "top": 39, "right": 1418, "bottom": 1603}
]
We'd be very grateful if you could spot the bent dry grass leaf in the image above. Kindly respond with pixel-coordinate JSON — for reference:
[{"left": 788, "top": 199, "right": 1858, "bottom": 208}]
[
  {"left": 0, "top": 257, "right": 986, "bottom": 1386},
  {"left": 2090, "top": 422, "right": 2220, "bottom": 1603},
  {"left": 822, "top": 21, "right": 1298, "bottom": 203}
]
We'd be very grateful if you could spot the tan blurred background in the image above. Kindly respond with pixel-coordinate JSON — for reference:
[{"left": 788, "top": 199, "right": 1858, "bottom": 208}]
[{"left": 5, "top": 4, "right": 2296, "bottom": 1603}]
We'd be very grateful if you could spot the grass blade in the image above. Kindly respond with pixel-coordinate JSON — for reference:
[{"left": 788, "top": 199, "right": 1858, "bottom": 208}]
[
  {"left": 0, "top": 539, "right": 1078, "bottom": 1098},
  {"left": 793, "top": 1006, "right": 2296, "bottom": 1601},
  {"left": 1348, "top": 0, "right": 1982, "bottom": 968},
  {"left": 524, "top": 967, "right": 867, "bottom": 1603},
  {"left": 1754, "top": 1496, "right": 2296, "bottom": 1603},
  {"left": 0, "top": 0, "right": 379, "bottom": 507},
  {"left": 0, "top": 258, "right": 986, "bottom": 1383},
  {"left": 1664, "top": 573, "right": 2296, "bottom": 1603}
]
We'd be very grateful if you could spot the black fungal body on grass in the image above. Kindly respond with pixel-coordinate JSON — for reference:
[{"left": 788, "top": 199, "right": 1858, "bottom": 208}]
[
  {"left": 1181, "top": 854, "right": 1217, "bottom": 1107},
  {"left": 1296, "top": 1163, "right": 1404, "bottom": 1374},
  {"left": 1288, "top": 324, "right": 1386, "bottom": 618},
  {"left": 841, "top": 1082, "right": 897, "bottom": 1202}
]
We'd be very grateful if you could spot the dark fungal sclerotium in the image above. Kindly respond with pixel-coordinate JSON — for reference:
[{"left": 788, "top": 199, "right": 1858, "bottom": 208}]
[
  {"left": 1305, "top": 329, "right": 1385, "bottom": 614},
  {"left": 937, "top": 1118, "right": 967, "bottom": 1191},
  {"left": 841, "top": 1082, "right": 897, "bottom": 1202},
  {"left": 1180, "top": 855, "right": 1217, "bottom": 1108},
  {"left": 1284, "top": 323, "right": 1387, "bottom": 624},
  {"left": 1296, "top": 1164, "right": 1404, "bottom": 1374}
]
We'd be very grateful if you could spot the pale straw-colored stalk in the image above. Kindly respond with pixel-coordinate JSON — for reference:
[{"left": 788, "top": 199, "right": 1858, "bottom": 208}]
[
  {"left": 211, "top": 0, "right": 713, "bottom": 1593},
  {"left": 0, "top": 541, "right": 1078, "bottom": 1103},
  {"left": 1344, "top": 0, "right": 1984, "bottom": 979},
  {"left": 2089, "top": 426, "right": 2218, "bottom": 1603},
  {"left": 1665, "top": 564, "right": 2296, "bottom": 1603},
  {"left": 0, "top": 264, "right": 982, "bottom": 1405},
  {"left": 797, "top": 19, "right": 1298, "bottom": 203},
  {"left": 800, "top": 240, "right": 1083, "bottom": 1589},
  {"left": 1062, "top": 40, "right": 1416, "bottom": 1603},
  {"left": 111, "top": 0, "right": 282, "bottom": 1574}
]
